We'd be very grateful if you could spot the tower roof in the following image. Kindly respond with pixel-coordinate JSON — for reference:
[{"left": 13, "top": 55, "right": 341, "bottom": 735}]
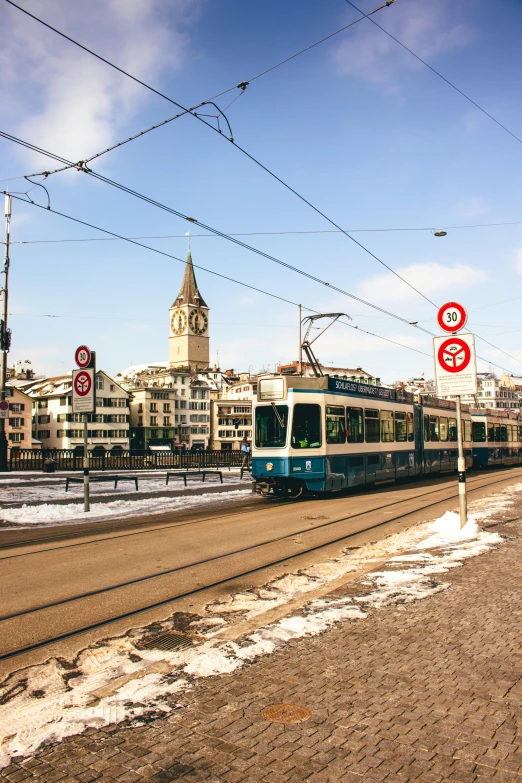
[{"left": 172, "top": 250, "right": 207, "bottom": 308}]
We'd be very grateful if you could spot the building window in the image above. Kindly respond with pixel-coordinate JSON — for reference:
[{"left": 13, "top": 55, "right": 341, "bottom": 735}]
[
  {"left": 60, "top": 396, "right": 69, "bottom": 406},
  {"left": 138, "top": 403, "right": 143, "bottom": 413},
  {"left": 163, "top": 416, "right": 171, "bottom": 426},
  {"left": 9, "top": 417, "right": 23, "bottom": 428},
  {"left": 37, "top": 400, "right": 48, "bottom": 409},
  {"left": 109, "top": 384, "right": 115, "bottom": 392},
  {"left": 150, "top": 430, "right": 158, "bottom": 438},
  {"left": 37, "top": 430, "right": 50, "bottom": 439},
  {"left": 9, "top": 403, "right": 24, "bottom": 412},
  {"left": 96, "top": 376, "right": 104, "bottom": 390},
  {"left": 9, "top": 432, "right": 24, "bottom": 442},
  {"left": 150, "top": 403, "right": 158, "bottom": 412},
  {"left": 150, "top": 416, "right": 157, "bottom": 426},
  {"left": 138, "top": 416, "right": 143, "bottom": 426},
  {"left": 37, "top": 414, "right": 50, "bottom": 424},
  {"left": 163, "top": 403, "right": 171, "bottom": 412}
]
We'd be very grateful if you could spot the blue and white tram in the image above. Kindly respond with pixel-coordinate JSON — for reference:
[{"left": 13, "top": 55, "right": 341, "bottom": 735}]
[
  {"left": 471, "top": 411, "right": 522, "bottom": 468},
  {"left": 251, "top": 375, "right": 475, "bottom": 497}
]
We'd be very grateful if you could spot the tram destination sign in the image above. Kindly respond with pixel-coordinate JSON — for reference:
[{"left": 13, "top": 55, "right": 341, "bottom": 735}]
[
  {"left": 433, "top": 332, "right": 477, "bottom": 396},
  {"left": 327, "top": 377, "right": 412, "bottom": 403}
]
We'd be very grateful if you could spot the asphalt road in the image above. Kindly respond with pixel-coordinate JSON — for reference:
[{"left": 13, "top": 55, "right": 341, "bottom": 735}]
[{"left": 1, "top": 467, "right": 521, "bottom": 676}]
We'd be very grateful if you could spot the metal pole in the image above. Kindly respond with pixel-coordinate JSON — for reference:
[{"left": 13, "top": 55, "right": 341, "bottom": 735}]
[
  {"left": 298, "top": 304, "right": 302, "bottom": 376},
  {"left": 83, "top": 414, "right": 90, "bottom": 512},
  {"left": 0, "top": 194, "right": 11, "bottom": 472},
  {"left": 455, "top": 394, "right": 467, "bottom": 529}
]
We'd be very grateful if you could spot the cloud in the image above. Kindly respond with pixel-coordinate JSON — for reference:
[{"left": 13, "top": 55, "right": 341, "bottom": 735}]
[
  {"left": 333, "top": 0, "right": 475, "bottom": 91},
  {"left": 0, "top": 0, "right": 200, "bottom": 167},
  {"left": 356, "top": 263, "right": 487, "bottom": 305}
]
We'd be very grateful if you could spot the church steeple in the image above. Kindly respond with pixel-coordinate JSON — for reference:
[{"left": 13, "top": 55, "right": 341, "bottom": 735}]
[{"left": 172, "top": 249, "right": 207, "bottom": 308}]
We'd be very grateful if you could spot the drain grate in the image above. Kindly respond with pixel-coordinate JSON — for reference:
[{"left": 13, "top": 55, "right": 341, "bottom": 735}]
[
  {"left": 262, "top": 703, "right": 312, "bottom": 724},
  {"left": 141, "top": 632, "right": 194, "bottom": 652}
]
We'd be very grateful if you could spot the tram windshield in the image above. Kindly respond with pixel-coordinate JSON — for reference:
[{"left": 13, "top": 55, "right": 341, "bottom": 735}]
[{"left": 255, "top": 405, "right": 288, "bottom": 448}]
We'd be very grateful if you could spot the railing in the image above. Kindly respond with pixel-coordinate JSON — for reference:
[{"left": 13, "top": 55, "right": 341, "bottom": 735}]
[{"left": 8, "top": 449, "right": 244, "bottom": 472}]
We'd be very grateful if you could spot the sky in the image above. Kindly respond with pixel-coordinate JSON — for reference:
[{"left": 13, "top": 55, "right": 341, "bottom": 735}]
[{"left": 1, "top": 0, "right": 522, "bottom": 384}]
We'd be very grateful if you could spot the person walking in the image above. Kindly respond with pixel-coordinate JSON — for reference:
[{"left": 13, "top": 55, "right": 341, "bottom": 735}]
[{"left": 240, "top": 436, "right": 251, "bottom": 472}]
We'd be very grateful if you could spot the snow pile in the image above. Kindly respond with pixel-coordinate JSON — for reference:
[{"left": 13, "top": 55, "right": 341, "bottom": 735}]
[
  {"left": 0, "top": 488, "right": 514, "bottom": 767},
  {"left": 0, "top": 489, "right": 251, "bottom": 526}
]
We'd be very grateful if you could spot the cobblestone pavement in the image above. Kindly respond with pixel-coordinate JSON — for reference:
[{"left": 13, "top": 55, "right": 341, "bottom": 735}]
[{"left": 3, "top": 511, "right": 522, "bottom": 783}]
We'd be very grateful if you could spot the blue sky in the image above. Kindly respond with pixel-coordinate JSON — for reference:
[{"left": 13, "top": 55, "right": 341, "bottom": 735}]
[{"left": 1, "top": 0, "right": 521, "bottom": 383}]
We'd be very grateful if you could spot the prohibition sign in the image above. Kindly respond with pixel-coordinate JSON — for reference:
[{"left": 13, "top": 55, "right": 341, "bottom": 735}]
[
  {"left": 74, "top": 370, "right": 92, "bottom": 396},
  {"left": 437, "top": 337, "right": 471, "bottom": 373},
  {"left": 437, "top": 301, "right": 467, "bottom": 333},
  {"left": 75, "top": 345, "right": 91, "bottom": 369}
]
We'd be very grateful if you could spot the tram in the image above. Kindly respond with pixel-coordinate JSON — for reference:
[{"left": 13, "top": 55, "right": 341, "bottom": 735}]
[{"left": 251, "top": 375, "right": 522, "bottom": 497}]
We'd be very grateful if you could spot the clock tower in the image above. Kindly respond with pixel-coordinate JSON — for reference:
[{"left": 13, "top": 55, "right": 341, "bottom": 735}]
[{"left": 169, "top": 247, "right": 210, "bottom": 369}]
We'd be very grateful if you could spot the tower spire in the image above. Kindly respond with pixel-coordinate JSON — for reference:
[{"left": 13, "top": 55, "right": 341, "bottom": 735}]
[{"left": 172, "top": 244, "right": 207, "bottom": 308}]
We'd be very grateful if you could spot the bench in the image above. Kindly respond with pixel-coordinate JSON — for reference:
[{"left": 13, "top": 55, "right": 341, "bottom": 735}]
[
  {"left": 65, "top": 475, "right": 139, "bottom": 492},
  {"left": 165, "top": 470, "right": 223, "bottom": 486}
]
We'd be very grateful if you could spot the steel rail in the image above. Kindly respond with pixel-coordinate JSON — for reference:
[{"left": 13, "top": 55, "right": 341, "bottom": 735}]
[{"left": 0, "top": 469, "right": 520, "bottom": 662}]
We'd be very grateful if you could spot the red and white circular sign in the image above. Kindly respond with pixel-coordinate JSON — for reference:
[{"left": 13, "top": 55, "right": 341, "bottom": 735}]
[
  {"left": 74, "top": 370, "right": 92, "bottom": 396},
  {"left": 437, "top": 301, "right": 467, "bottom": 333},
  {"left": 437, "top": 337, "right": 471, "bottom": 373},
  {"left": 0, "top": 400, "right": 9, "bottom": 411},
  {"left": 75, "top": 345, "right": 91, "bottom": 369}
]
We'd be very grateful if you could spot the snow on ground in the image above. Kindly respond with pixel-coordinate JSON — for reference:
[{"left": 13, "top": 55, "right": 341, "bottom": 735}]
[
  {"left": 0, "top": 471, "right": 244, "bottom": 504},
  {"left": 1, "top": 483, "right": 519, "bottom": 767},
  {"left": 0, "top": 489, "right": 252, "bottom": 527}
]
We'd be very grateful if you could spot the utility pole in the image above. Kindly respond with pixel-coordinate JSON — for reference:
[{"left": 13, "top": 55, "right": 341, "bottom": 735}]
[
  {"left": 455, "top": 395, "right": 467, "bottom": 528},
  {"left": 297, "top": 304, "right": 302, "bottom": 376},
  {"left": 0, "top": 194, "right": 11, "bottom": 472}
]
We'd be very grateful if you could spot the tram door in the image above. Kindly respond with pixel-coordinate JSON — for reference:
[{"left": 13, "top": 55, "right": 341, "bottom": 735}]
[{"left": 412, "top": 404, "right": 423, "bottom": 477}]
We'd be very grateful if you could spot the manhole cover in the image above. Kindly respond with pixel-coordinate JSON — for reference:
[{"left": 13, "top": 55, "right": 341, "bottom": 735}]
[
  {"left": 261, "top": 703, "right": 312, "bottom": 724},
  {"left": 141, "top": 632, "right": 194, "bottom": 652}
]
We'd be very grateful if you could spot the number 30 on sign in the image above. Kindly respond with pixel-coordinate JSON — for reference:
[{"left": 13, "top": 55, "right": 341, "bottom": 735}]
[{"left": 437, "top": 302, "right": 467, "bottom": 333}]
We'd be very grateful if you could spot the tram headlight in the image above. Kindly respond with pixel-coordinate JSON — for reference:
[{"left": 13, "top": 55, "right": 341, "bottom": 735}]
[{"left": 266, "top": 462, "right": 274, "bottom": 471}]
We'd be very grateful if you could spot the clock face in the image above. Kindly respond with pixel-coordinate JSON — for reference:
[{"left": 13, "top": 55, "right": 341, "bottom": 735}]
[
  {"left": 171, "top": 309, "right": 187, "bottom": 336},
  {"left": 189, "top": 308, "right": 208, "bottom": 335}
]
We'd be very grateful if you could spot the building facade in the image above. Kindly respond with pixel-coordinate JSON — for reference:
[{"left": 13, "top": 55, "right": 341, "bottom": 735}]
[
  {"left": 4, "top": 386, "right": 35, "bottom": 451},
  {"left": 24, "top": 371, "right": 131, "bottom": 451},
  {"left": 458, "top": 373, "right": 520, "bottom": 411}
]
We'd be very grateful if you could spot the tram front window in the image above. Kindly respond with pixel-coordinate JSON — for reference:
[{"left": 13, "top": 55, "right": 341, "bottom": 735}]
[
  {"left": 291, "top": 404, "right": 321, "bottom": 449},
  {"left": 255, "top": 405, "right": 288, "bottom": 448}
]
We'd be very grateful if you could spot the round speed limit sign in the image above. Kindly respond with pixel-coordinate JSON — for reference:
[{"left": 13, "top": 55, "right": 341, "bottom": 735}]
[
  {"left": 437, "top": 301, "right": 467, "bottom": 333},
  {"left": 75, "top": 345, "right": 91, "bottom": 369}
]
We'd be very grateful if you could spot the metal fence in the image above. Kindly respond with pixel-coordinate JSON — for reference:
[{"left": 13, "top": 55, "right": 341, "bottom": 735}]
[{"left": 8, "top": 449, "right": 245, "bottom": 472}]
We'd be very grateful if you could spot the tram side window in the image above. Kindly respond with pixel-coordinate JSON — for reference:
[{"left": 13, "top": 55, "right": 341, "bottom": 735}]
[
  {"left": 519, "top": 426, "right": 522, "bottom": 442},
  {"left": 472, "top": 422, "right": 486, "bottom": 442},
  {"left": 449, "top": 418, "right": 457, "bottom": 441},
  {"left": 423, "top": 414, "right": 430, "bottom": 442},
  {"left": 407, "top": 412, "right": 414, "bottom": 441},
  {"left": 429, "top": 415, "right": 440, "bottom": 441},
  {"left": 501, "top": 425, "right": 508, "bottom": 442},
  {"left": 291, "top": 404, "right": 321, "bottom": 449},
  {"left": 255, "top": 405, "right": 288, "bottom": 448},
  {"left": 347, "top": 407, "right": 364, "bottom": 443},
  {"left": 326, "top": 406, "right": 346, "bottom": 444},
  {"left": 439, "top": 417, "right": 448, "bottom": 442},
  {"left": 494, "top": 424, "right": 501, "bottom": 442},
  {"left": 464, "top": 420, "right": 472, "bottom": 443},
  {"left": 487, "top": 423, "right": 494, "bottom": 442},
  {"left": 381, "top": 410, "right": 394, "bottom": 443},
  {"left": 507, "top": 425, "right": 513, "bottom": 443},
  {"left": 365, "top": 409, "right": 380, "bottom": 443},
  {"left": 395, "top": 412, "right": 406, "bottom": 442}
]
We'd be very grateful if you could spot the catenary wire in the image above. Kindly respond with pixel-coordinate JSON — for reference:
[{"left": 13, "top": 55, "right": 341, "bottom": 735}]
[
  {"left": 7, "top": 1, "right": 519, "bottom": 368},
  {"left": 1, "top": 129, "right": 438, "bottom": 331},
  {"left": 3, "top": 191, "right": 433, "bottom": 360},
  {"left": 4, "top": 0, "right": 439, "bottom": 308},
  {"left": 3, "top": 8, "right": 518, "bottom": 367},
  {"left": 10, "top": 219, "right": 522, "bottom": 244},
  {"left": 344, "top": 0, "right": 522, "bottom": 148},
  {"left": 2, "top": 132, "right": 519, "bottom": 372}
]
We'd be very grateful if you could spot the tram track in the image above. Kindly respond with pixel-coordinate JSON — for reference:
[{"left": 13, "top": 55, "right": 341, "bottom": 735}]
[
  {"left": 1, "top": 468, "right": 521, "bottom": 663},
  {"left": 0, "top": 466, "right": 517, "bottom": 558}
]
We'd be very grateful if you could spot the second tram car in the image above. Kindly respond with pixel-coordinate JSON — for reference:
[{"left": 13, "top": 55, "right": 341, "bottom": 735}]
[{"left": 251, "top": 375, "right": 521, "bottom": 497}]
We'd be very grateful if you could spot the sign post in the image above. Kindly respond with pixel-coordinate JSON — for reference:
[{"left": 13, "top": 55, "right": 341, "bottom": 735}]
[
  {"left": 72, "top": 347, "right": 95, "bottom": 512},
  {"left": 434, "top": 303, "right": 476, "bottom": 529}
]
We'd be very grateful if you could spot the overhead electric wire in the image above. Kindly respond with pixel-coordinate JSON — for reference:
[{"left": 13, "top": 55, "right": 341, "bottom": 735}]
[
  {"left": 2, "top": 191, "right": 431, "bottom": 359},
  {"left": 2, "top": 129, "right": 437, "bottom": 332},
  {"left": 10, "top": 218, "right": 522, "bottom": 245},
  {"left": 4, "top": 0, "right": 438, "bottom": 308},
  {"left": 4, "top": 2, "right": 519, "bottom": 369},
  {"left": 344, "top": 0, "right": 522, "bottom": 148}
]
